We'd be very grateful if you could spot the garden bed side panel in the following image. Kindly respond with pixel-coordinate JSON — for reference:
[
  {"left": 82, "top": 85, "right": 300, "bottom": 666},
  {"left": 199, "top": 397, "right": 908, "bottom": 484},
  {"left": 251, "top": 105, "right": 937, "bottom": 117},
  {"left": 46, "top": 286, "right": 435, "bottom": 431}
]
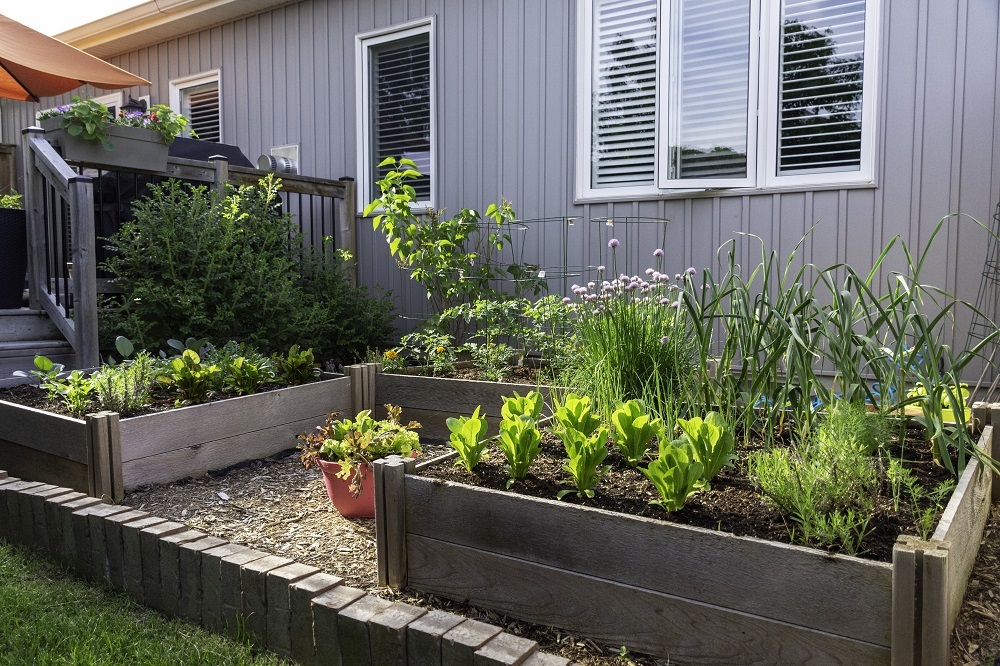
[
  {"left": 119, "top": 377, "right": 352, "bottom": 489},
  {"left": 0, "top": 400, "right": 91, "bottom": 493},
  {"left": 374, "top": 373, "right": 552, "bottom": 441},
  {"left": 400, "top": 475, "right": 892, "bottom": 664}
]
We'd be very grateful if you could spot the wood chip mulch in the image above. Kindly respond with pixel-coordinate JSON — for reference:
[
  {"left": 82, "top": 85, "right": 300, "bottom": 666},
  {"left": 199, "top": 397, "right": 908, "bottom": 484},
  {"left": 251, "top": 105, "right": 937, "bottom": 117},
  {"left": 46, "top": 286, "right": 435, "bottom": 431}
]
[{"left": 124, "top": 449, "right": 1000, "bottom": 665}]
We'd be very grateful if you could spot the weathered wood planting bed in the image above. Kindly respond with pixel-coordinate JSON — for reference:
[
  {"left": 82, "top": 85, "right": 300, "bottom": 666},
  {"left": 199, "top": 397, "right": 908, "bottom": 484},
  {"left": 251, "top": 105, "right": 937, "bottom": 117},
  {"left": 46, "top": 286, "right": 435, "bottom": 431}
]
[
  {"left": 0, "top": 375, "right": 353, "bottom": 500},
  {"left": 374, "top": 399, "right": 1000, "bottom": 665}
]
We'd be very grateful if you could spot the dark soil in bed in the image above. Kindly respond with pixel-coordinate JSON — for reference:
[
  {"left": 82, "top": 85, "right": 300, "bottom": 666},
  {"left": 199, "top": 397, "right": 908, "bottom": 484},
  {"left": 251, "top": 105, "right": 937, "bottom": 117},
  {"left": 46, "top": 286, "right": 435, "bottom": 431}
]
[{"left": 420, "top": 431, "right": 956, "bottom": 562}]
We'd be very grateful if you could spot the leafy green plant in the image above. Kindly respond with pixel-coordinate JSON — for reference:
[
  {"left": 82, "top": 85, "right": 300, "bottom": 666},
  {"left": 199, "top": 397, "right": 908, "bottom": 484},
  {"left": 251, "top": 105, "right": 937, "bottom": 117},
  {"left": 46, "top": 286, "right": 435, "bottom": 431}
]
[
  {"left": 887, "top": 459, "right": 956, "bottom": 540},
  {"left": 675, "top": 412, "right": 735, "bottom": 484},
  {"left": 55, "top": 97, "right": 113, "bottom": 146},
  {"left": 501, "top": 390, "right": 544, "bottom": 424},
  {"left": 156, "top": 349, "right": 221, "bottom": 406},
  {"left": 397, "top": 328, "right": 457, "bottom": 375},
  {"left": 552, "top": 393, "right": 602, "bottom": 438},
  {"left": 380, "top": 348, "right": 407, "bottom": 373},
  {"left": 114, "top": 104, "right": 190, "bottom": 144},
  {"left": 226, "top": 356, "right": 275, "bottom": 395},
  {"left": 497, "top": 415, "right": 542, "bottom": 487},
  {"left": 610, "top": 400, "right": 661, "bottom": 467},
  {"left": 446, "top": 406, "right": 490, "bottom": 471},
  {"left": 13, "top": 355, "right": 66, "bottom": 400},
  {"left": 468, "top": 342, "right": 513, "bottom": 382},
  {"left": 272, "top": 345, "right": 318, "bottom": 386},
  {"left": 641, "top": 440, "right": 705, "bottom": 512},
  {"left": 0, "top": 192, "right": 22, "bottom": 209},
  {"left": 557, "top": 426, "right": 610, "bottom": 499},
  {"left": 58, "top": 370, "right": 95, "bottom": 416},
  {"left": 91, "top": 351, "right": 157, "bottom": 416},
  {"left": 298, "top": 405, "right": 421, "bottom": 496}
]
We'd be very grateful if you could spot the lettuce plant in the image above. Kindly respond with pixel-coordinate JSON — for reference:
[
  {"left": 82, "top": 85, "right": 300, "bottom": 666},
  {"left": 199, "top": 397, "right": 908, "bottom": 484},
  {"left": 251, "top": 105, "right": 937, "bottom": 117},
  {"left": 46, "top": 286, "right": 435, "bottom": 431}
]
[
  {"left": 497, "top": 415, "right": 541, "bottom": 487},
  {"left": 675, "top": 412, "right": 735, "bottom": 484},
  {"left": 557, "top": 426, "right": 610, "bottom": 499},
  {"left": 610, "top": 399, "right": 661, "bottom": 467},
  {"left": 501, "top": 390, "right": 544, "bottom": 424},
  {"left": 552, "top": 393, "right": 602, "bottom": 437},
  {"left": 641, "top": 440, "right": 705, "bottom": 512},
  {"left": 156, "top": 349, "right": 221, "bottom": 406},
  {"left": 446, "top": 406, "right": 490, "bottom": 471}
]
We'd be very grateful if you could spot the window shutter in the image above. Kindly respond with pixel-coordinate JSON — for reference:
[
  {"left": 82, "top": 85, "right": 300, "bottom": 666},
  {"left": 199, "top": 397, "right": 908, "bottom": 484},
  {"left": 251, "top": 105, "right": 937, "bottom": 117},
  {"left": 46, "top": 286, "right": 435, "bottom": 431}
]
[
  {"left": 666, "top": 0, "right": 752, "bottom": 181},
  {"left": 371, "top": 36, "right": 432, "bottom": 201},
  {"left": 777, "top": 0, "right": 866, "bottom": 174},
  {"left": 591, "top": 0, "right": 658, "bottom": 189},
  {"left": 182, "top": 81, "right": 221, "bottom": 143}
]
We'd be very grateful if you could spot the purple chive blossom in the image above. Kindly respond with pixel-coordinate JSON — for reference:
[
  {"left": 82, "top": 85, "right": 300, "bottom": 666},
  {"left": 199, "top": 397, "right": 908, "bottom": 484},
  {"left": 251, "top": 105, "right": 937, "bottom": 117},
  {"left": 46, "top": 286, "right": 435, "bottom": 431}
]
[
  {"left": 627, "top": 281, "right": 639, "bottom": 291},
  {"left": 670, "top": 301, "right": 680, "bottom": 309},
  {"left": 675, "top": 273, "right": 682, "bottom": 281},
  {"left": 654, "top": 248, "right": 665, "bottom": 258},
  {"left": 597, "top": 265, "right": 606, "bottom": 273},
  {"left": 586, "top": 294, "right": 599, "bottom": 302},
  {"left": 608, "top": 238, "right": 620, "bottom": 249},
  {"left": 587, "top": 281, "right": 596, "bottom": 290},
  {"left": 645, "top": 268, "right": 655, "bottom": 276},
  {"left": 562, "top": 297, "right": 571, "bottom": 304},
  {"left": 661, "top": 336, "right": 670, "bottom": 344},
  {"left": 687, "top": 267, "right": 697, "bottom": 276},
  {"left": 660, "top": 297, "right": 670, "bottom": 305}
]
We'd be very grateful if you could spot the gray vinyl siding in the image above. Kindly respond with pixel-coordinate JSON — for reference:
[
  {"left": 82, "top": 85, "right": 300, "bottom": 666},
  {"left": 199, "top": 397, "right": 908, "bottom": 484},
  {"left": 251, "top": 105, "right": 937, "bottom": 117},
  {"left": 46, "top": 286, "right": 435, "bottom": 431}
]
[{"left": 3, "top": 0, "right": 1000, "bottom": 355}]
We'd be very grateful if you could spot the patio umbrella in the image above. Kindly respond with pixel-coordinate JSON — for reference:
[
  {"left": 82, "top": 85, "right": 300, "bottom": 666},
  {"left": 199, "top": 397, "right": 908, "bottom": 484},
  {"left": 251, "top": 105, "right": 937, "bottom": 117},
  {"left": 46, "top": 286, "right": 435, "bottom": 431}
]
[{"left": 0, "top": 13, "right": 150, "bottom": 102}]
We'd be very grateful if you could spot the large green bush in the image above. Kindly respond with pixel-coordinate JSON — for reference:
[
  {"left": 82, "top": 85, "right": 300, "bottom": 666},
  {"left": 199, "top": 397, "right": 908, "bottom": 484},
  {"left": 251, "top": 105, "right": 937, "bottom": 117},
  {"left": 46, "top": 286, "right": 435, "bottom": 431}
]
[{"left": 102, "top": 176, "right": 394, "bottom": 363}]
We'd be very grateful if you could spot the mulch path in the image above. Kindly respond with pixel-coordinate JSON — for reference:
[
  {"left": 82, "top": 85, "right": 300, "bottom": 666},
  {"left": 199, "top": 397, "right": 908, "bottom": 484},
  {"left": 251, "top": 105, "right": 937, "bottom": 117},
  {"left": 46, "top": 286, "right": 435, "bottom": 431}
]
[{"left": 951, "top": 504, "right": 1000, "bottom": 665}]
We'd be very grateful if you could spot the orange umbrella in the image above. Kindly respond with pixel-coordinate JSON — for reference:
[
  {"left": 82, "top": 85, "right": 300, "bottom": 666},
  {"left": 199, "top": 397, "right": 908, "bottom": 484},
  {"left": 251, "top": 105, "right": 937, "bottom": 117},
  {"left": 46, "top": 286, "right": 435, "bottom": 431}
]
[{"left": 0, "top": 13, "right": 149, "bottom": 102}]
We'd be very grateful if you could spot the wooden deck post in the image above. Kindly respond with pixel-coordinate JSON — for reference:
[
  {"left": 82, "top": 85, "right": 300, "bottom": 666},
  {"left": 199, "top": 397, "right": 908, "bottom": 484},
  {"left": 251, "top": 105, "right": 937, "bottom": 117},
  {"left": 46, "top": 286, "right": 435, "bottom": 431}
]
[
  {"left": 334, "top": 176, "right": 356, "bottom": 286},
  {"left": 21, "top": 127, "right": 45, "bottom": 310},
  {"left": 209, "top": 156, "right": 229, "bottom": 198},
  {"left": 68, "top": 172, "right": 99, "bottom": 368}
]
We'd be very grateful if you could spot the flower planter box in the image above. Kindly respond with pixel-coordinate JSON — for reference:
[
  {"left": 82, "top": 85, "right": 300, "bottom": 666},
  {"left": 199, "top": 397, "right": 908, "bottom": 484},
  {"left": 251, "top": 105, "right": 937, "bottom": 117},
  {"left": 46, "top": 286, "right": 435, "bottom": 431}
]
[
  {"left": 373, "top": 404, "right": 1000, "bottom": 664},
  {"left": 44, "top": 124, "right": 168, "bottom": 171},
  {"left": 0, "top": 376, "right": 353, "bottom": 500},
  {"left": 373, "top": 371, "right": 555, "bottom": 442}
]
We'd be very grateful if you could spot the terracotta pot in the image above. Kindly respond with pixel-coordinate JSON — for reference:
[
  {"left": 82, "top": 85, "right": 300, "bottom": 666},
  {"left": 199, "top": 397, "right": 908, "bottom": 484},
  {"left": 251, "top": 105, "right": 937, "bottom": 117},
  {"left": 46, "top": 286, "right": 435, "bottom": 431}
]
[{"left": 316, "top": 459, "right": 376, "bottom": 519}]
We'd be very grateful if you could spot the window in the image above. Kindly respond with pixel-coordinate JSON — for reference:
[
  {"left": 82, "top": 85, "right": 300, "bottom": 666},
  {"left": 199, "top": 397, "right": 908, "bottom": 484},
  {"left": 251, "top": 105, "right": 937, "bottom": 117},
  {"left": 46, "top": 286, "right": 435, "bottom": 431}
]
[
  {"left": 577, "top": 0, "right": 879, "bottom": 198},
  {"left": 169, "top": 70, "right": 221, "bottom": 142},
  {"left": 357, "top": 18, "right": 435, "bottom": 209}
]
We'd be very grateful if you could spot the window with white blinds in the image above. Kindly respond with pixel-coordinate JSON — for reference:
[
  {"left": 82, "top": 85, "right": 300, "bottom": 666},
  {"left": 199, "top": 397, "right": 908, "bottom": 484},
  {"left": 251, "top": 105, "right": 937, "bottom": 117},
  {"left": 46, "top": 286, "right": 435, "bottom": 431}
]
[
  {"left": 370, "top": 36, "right": 431, "bottom": 201},
  {"left": 169, "top": 71, "right": 222, "bottom": 143},
  {"left": 181, "top": 81, "right": 221, "bottom": 143},
  {"left": 357, "top": 19, "right": 435, "bottom": 209},
  {"left": 591, "top": 0, "right": 658, "bottom": 188},
  {"left": 578, "top": 0, "right": 877, "bottom": 197}
]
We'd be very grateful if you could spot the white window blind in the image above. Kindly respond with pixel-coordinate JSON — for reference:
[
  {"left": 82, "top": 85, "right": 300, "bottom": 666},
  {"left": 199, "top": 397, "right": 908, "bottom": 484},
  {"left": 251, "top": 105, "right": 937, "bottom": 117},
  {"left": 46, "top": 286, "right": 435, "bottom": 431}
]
[
  {"left": 591, "top": 0, "right": 658, "bottom": 189},
  {"left": 371, "top": 35, "right": 432, "bottom": 201},
  {"left": 777, "top": 0, "right": 866, "bottom": 174},
  {"left": 181, "top": 81, "right": 221, "bottom": 143},
  {"left": 667, "top": 0, "right": 752, "bottom": 182}
]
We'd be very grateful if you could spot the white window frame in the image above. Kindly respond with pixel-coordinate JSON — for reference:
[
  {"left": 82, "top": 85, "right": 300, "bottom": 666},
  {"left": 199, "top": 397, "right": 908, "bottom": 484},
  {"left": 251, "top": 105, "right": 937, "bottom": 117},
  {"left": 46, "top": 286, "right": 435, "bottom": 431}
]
[
  {"left": 576, "top": 0, "right": 880, "bottom": 201},
  {"left": 168, "top": 69, "right": 221, "bottom": 140},
  {"left": 356, "top": 17, "right": 437, "bottom": 213},
  {"left": 91, "top": 92, "right": 124, "bottom": 113}
]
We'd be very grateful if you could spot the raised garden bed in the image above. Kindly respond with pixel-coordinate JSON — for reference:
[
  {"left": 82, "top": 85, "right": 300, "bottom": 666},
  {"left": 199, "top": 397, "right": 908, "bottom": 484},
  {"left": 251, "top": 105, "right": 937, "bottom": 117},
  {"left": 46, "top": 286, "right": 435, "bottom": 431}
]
[
  {"left": 374, "top": 404, "right": 1000, "bottom": 664},
  {"left": 0, "top": 375, "right": 352, "bottom": 500}
]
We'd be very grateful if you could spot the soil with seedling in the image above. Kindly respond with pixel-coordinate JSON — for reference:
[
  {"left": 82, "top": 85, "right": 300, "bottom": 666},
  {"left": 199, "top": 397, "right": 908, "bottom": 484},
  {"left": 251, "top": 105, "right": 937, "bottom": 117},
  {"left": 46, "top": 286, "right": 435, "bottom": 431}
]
[
  {"left": 389, "top": 363, "right": 554, "bottom": 385},
  {"left": 421, "top": 432, "right": 955, "bottom": 563}
]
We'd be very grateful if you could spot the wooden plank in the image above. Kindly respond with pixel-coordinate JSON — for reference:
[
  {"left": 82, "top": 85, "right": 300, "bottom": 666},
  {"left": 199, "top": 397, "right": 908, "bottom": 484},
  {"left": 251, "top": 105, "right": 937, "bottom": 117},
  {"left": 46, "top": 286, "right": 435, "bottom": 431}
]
[
  {"left": 407, "top": 536, "right": 890, "bottom": 665},
  {"left": 22, "top": 130, "right": 44, "bottom": 310},
  {"left": 28, "top": 136, "right": 75, "bottom": 192},
  {"left": 227, "top": 165, "right": 349, "bottom": 199},
  {"left": 347, "top": 365, "right": 363, "bottom": 416},
  {"left": 106, "top": 412, "right": 123, "bottom": 502},
  {"left": 931, "top": 425, "right": 993, "bottom": 627},
  {"left": 992, "top": 406, "right": 1000, "bottom": 503},
  {"left": 375, "top": 374, "right": 552, "bottom": 418},
  {"left": 118, "top": 376, "right": 351, "bottom": 462},
  {"left": 383, "top": 458, "right": 407, "bottom": 589},
  {"left": 891, "top": 538, "right": 918, "bottom": 665},
  {"left": 120, "top": 415, "right": 323, "bottom": 489},
  {"left": 920, "top": 547, "right": 950, "bottom": 664},
  {"left": 68, "top": 175, "right": 99, "bottom": 368},
  {"left": 0, "top": 438, "right": 89, "bottom": 493},
  {"left": 373, "top": 458, "right": 389, "bottom": 586},
  {"left": 403, "top": 476, "right": 892, "bottom": 646},
  {"left": 37, "top": 289, "right": 75, "bottom": 343},
  {"left": 86, "top": 412, "right": 112, "bottom": 502},
  {"left": 210, "top": 156, "right": 229, "bottom": 198},
  {"left": 0, "top": 400, "right": 87, "bottom": 462}
]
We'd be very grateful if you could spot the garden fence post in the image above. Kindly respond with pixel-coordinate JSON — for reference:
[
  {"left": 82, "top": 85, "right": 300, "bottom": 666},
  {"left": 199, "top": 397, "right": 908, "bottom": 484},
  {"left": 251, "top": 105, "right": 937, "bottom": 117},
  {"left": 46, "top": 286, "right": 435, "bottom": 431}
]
[
  {"left": 334, "top": 176, "right": 356, "bottom": 286},
  {"left": 209, "top": 155, "right": 229, "bottom": 198}
]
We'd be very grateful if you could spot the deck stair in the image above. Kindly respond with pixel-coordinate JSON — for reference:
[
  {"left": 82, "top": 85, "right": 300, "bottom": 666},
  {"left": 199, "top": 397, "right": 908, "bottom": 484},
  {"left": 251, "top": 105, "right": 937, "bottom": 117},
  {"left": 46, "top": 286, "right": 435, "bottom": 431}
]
[{"left": 0, "top": 309, "right": 75, "bottom": 379}]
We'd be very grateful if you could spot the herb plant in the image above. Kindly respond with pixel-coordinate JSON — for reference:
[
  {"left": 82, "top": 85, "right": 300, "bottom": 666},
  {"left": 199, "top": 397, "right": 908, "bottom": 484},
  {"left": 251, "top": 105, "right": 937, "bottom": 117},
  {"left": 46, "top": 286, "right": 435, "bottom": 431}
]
[
  {"left": 641, "top": 440, "right": 705, "bottom": 512},
  {"left": 91, "top": 351, "right": 157, "bottom": 416},
  {"left": 610, "top": 400, "right": 661, "bottom": 467},
  {"left": 58, "top": 371, "right": 95, "bottom": 416},
  {"left": 446, "top": 406, "right": 490, "bottom": 472},
  {"left": 468, "top": 342, "right": 513, "bottom": 383},
  {"left": 816, "top": 402, "right": 891, "bottom": 454},
  {"left": 497, "top": 415, "right": 542, "bottom": 487}
]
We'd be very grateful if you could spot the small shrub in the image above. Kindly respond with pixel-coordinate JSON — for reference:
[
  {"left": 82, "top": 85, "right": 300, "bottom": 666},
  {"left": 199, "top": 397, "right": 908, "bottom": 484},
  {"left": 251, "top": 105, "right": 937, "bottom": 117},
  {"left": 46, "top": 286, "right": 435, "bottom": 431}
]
[{"left": 469, "top": 342, "right": 513, "bottom": 383}]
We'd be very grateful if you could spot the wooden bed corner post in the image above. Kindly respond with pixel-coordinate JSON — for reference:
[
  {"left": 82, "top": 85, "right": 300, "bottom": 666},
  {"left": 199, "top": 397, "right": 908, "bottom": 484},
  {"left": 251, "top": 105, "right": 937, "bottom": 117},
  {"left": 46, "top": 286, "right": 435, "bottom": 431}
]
[
  {"left": 891, "top": 536, "right": 919, "bottom": 666},
  {"left": 991, "top": 405, "right": 1000, "bottom": 503},
  {"left": 345, "top": 363, "right": 378, "bottom": 416},
  {"left": 920, "top": 544, "right": 950, "bottom": 664},
  {"left": 374, "top": 455, "right": 407, "bottom": 589},
  {"left": 85, "top": 411, "right": 123, "bottom": 503},
  {"left": 892, "top": 537, "right": 951, "bottom": 665}
]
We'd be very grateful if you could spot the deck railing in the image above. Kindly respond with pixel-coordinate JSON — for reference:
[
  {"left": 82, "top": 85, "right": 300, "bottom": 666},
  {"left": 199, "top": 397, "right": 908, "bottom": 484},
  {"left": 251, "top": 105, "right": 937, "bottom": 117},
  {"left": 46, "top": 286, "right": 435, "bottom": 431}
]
[{"left": 20, "top": 126, "right": 357, "bottom": 367}]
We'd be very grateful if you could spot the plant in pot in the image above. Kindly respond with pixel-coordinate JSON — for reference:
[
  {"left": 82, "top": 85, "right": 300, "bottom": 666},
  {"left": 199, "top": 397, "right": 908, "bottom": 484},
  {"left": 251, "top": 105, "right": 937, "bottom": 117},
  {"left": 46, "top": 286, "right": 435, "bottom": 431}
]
[
  {"left": 299, "top": 405, "right": 421, "bottom": 518},
  {"left": 0, "top": 192, "right": 26, "bottom": 308}
]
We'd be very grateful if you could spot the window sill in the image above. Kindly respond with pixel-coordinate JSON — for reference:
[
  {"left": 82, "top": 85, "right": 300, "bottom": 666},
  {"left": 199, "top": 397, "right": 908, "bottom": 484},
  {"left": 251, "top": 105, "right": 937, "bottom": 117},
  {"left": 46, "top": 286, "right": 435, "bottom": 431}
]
[{"left": 574, "top": 180, "right": 878, "bottom": 205}]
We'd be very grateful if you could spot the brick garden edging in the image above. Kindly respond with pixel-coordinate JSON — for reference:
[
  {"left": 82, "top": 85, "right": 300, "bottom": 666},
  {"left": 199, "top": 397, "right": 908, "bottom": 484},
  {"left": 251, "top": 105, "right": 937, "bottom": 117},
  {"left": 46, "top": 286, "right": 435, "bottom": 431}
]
[{"left": 0, "top": 469, "right": 570, "bottom": 666}]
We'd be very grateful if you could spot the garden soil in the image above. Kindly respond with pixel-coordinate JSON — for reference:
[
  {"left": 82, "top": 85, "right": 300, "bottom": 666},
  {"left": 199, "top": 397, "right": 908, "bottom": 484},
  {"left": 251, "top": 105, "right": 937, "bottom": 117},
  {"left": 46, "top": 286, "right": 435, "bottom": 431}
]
[{"left": 124, "top": 447, "right": 1000, "bottom": 665}]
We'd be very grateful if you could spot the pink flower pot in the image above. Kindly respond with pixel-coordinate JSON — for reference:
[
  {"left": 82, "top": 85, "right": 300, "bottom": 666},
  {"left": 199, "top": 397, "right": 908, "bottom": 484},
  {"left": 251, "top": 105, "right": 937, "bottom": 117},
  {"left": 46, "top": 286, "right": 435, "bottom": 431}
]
[{"left": 317, "top": 459, "right": 376, "bottom": 519}]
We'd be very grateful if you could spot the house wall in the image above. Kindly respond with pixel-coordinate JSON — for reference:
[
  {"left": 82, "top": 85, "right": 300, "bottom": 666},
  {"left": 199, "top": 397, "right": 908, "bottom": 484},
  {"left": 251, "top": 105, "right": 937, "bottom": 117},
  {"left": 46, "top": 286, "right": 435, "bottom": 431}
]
[{"left": 3, "top": 0, "right": 1000, "bottom": 355}]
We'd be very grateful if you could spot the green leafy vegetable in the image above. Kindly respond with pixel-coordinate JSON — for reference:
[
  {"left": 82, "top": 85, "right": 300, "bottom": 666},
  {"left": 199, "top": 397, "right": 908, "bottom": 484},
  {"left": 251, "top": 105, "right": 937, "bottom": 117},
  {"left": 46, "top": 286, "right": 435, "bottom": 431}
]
[{"left": 446, "top": 406, "right": 490, "bottom": 472}]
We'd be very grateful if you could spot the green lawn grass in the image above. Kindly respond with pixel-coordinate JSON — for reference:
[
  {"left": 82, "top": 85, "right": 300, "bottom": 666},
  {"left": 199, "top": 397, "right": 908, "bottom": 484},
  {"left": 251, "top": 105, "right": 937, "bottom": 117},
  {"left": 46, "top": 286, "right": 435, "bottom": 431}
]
[{"left": 0, "top": 541, "right": 289, "bottom": 665}]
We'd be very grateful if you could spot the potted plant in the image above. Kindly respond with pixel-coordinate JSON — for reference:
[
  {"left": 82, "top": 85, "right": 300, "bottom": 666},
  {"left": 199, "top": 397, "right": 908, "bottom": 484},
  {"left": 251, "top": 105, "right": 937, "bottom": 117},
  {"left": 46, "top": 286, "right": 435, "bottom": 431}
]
[
  {"left": 299, "top": 405, "right": 421, "bottom": 518},
  {"left": 0, "top": 191, "right": 26, "bottom": 308},
  {"left": 36, "top": 98, "right": 190, "bottom": 171}
]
